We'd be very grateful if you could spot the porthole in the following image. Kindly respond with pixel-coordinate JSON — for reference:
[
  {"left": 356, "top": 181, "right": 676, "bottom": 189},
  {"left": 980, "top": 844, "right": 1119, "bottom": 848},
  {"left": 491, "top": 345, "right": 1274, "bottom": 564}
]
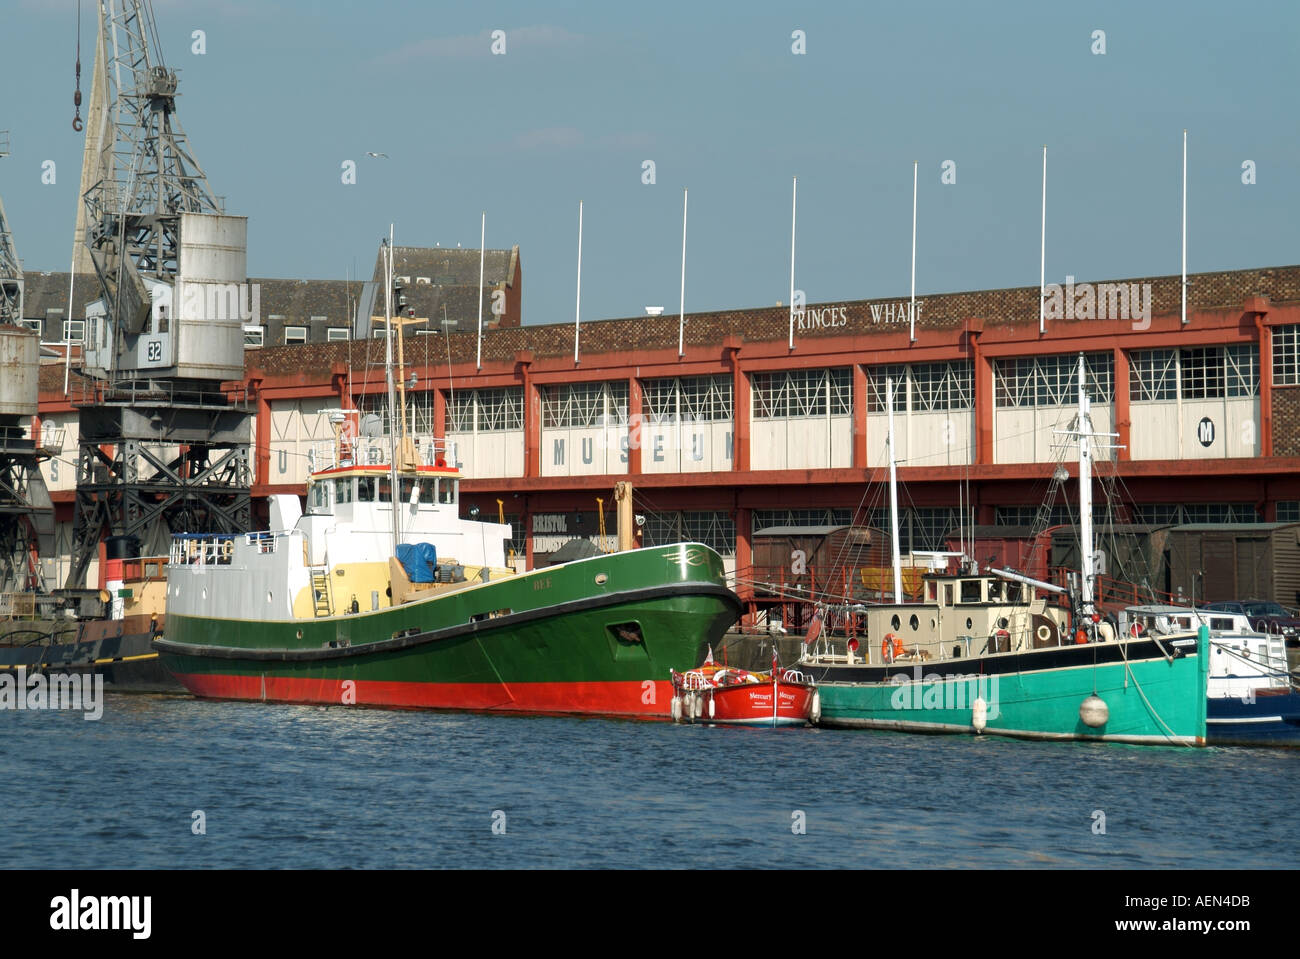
[
  {"left": 909, "top": 614, "right": 920, "bottom": 632},
  {"left": 891, "top": 614, "right": 901, "bottom": 631},
  {"left": 966, "top": 618, "right": 973, "bottom": 630}
]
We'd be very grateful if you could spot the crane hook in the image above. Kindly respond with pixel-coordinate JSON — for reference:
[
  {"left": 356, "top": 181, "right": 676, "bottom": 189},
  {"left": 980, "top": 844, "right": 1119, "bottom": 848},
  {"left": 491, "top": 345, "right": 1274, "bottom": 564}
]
[{"left": 72, "top": 1, "right": 83, "bottom": 131}]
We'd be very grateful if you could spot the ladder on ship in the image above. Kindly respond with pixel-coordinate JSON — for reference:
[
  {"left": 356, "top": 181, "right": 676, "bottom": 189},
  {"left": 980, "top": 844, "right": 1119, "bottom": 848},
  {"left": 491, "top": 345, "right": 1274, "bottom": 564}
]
[{"left": 310, "top": 567, "right": 332, "bottom": 617}]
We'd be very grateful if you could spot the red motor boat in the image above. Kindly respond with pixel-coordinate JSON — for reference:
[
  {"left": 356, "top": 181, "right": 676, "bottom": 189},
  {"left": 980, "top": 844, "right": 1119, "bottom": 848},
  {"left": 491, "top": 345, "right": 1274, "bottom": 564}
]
[{"left": 670, "top": 653, "right": 817, "bottom": 727}]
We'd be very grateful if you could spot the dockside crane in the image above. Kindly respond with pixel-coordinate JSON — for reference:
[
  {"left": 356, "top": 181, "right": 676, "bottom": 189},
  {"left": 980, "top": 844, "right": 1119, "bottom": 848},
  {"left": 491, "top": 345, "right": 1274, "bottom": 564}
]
[
  {"left": 0, "top": 132, "right": 58, "bottom": 600},
  {"left": 66, "top": 0, "right": 252, "bottom": 590},
  {"left": 0, "top": 131, "right": 22, "bottom": 326}
]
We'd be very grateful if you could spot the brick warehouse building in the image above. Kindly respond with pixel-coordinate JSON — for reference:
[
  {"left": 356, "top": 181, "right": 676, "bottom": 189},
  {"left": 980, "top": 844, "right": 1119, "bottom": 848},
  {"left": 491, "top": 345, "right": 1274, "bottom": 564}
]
[{"left": 28, "top": 260, "right": 1300, "bottom": 610}]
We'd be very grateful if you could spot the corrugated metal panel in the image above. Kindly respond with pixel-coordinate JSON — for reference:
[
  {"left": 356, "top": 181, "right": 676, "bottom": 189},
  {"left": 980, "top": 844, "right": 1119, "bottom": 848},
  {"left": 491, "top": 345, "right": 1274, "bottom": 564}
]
[
  {"left": 1202, "top": 536, "right": 1236, "bottom": 601},
  {"left": 0, "top": 326, "right": 38, "bottom": 416},
  {"left": 1271, "top": 526, "right": 1300, "bottom": 608}
]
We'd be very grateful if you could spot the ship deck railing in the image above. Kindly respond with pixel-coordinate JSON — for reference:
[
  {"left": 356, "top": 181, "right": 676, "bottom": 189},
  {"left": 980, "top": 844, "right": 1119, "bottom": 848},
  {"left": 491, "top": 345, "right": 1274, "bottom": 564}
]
[
  {"left": 307, "top": 435, "right": 458, "bottom": 473},
  {"left": 169, "top": 529, "right": 301, "bottom": 567}
]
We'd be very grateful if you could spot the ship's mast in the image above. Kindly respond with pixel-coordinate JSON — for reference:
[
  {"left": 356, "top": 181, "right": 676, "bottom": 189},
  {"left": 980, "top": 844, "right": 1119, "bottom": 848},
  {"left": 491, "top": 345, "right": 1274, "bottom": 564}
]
[
  {"left": 383, "top": 228, "right": 400, "bottom": 552},
  {"left": 1053, "top": 353, "right": 1120, "bottom": 636},
  {"left": 1077, "top": 356, "right": 1095, "bottom": 617},
  {"left": 887, "top": 377, "right": 903, "bottom": 604}
]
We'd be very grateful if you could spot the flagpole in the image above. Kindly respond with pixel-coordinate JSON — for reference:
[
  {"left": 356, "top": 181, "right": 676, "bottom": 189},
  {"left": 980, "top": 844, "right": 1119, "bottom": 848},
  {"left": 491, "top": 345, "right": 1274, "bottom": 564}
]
[
  {"left": 1040, "top": 145, "right": 1047, "bottom": 334},
  {"left": 678, "top": 188, "right": 688, "bottom": 358},
  {"left": 574, "top": 200, "right": 583, "bottom": 365},
  {"left": 1181, "top": 130, "right": 1188, "bottom": 325},
  {"left": 788, "top": 176, "right": 797, "bottom": 350},
  {"left": 910, "top": 161, "right": 917, "bottom": 343},
  {"left": 476, "top": 212, "right": 485, "bottom": 370}
]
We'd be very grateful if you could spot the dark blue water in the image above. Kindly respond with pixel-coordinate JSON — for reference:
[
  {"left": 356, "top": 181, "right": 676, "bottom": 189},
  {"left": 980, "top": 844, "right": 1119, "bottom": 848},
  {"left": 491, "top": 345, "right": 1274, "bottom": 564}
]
[{"left": 3, "top": 693, "right": 1298, "bottom": 868}]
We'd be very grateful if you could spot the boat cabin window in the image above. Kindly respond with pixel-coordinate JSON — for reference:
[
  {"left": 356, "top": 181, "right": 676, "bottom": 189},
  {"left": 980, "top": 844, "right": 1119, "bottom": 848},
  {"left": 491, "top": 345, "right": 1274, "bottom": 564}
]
[
  {"left": 925, "top": 581, "right": 937, "bottom": 602},
  {"left": 308, "top": 480, "right": 330, "bottom": 513},
  {"left": 1209, "top": 617, "right": 1234, "bottom": 631},
  {"left": 1004, "top": 582, "right": 1023, "bottom": 603},
  {"left": 943, "top": 583, "right": 954, "bottom": 606},
  {"left": 959, "top": 580, "right": 983, "bottom": 603},
  {"left": 418, "top": 479, "right": 436, "bottom": 505},
  {"left": 357, "top": 477, "right": 375, "bottom": 502},
  {"left": 400, "top": 478, "right": 416, "bottom": 504},
  {"left": 438, "top": 478, "right": 456, "bottom": 505},
  {"left": 334, "top": 478, "right": 353, "bottom": 505},
  {"left": 378, "top": 478, "right": 392, "bottom": 503},
  {"left": 987, "top": 580, "right": 1003, "bottom": 602}
]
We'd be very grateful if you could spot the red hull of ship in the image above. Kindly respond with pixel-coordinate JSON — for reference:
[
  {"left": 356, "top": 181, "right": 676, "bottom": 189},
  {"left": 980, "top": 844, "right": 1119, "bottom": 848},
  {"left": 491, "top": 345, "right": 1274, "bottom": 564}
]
[
  {"left": 171, "top": 672, "right": 674, "bottom": 718},
  {"left": 689, "top": 680, "right": 814, "bottom": 726}
]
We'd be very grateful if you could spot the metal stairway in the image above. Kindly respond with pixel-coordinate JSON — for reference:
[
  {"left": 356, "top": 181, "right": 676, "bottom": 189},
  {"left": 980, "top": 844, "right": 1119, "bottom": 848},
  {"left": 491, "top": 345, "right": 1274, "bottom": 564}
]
[{"left": 310, "top": 567, "right": 332, "bottom": 617}]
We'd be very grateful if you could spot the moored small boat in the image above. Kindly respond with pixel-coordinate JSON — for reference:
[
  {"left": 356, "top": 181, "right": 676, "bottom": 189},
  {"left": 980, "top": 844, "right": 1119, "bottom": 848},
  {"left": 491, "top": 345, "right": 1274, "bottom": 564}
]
[
  {"left": 670, "top": 653, "right": 816, "bottom": 727},
  {"left": 1122, "top": 605, "right": 1300, "bottom": 747}
]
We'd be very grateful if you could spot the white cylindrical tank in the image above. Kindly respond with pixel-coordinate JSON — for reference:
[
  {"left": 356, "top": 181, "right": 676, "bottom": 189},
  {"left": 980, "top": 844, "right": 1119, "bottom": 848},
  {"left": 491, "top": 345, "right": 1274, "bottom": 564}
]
[{"left": 0, "top": 325, "right": 38, "bottom": 417}]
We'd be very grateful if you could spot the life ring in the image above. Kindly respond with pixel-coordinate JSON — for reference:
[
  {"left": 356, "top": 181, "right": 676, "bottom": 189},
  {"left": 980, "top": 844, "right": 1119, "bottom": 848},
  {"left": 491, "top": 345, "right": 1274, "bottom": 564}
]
[
  {"left": 881, "top": 633, "right": 904, "bottom": 663},
  {"left": 1036, "top": 624, "right": 1052, "bottom": 644},
  {"left": 435, "top": 456, "right": 448, "bottom": 468},
  {"left": 1129, "top": 622, "right": 1142, "bottom": 638}
]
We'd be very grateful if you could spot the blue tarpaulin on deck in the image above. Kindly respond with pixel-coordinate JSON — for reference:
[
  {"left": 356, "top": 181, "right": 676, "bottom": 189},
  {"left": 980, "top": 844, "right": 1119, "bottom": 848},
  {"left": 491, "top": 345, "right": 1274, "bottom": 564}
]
[{"left": 396, "top": 542, "right": 438, "bottom": 583}]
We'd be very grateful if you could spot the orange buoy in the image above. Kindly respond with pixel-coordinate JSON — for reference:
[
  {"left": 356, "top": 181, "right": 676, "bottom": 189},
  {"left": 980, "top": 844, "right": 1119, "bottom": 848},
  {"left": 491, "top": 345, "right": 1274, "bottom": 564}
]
[{"left": 881, "top": 633, "right": 904, "bottom": 663}]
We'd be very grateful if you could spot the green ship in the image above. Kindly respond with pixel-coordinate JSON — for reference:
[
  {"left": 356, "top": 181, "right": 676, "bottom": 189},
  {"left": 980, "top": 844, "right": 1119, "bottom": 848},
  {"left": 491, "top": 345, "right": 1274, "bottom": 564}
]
[{"left": 155, "top": 438, "right": 739, "bottom": 716}]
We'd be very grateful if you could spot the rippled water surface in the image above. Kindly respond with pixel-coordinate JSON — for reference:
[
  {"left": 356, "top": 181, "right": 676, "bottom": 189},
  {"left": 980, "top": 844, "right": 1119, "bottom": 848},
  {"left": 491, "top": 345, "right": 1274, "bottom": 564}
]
[{"left": 3, "top": 694, "right": 1297, "bottom": 868}]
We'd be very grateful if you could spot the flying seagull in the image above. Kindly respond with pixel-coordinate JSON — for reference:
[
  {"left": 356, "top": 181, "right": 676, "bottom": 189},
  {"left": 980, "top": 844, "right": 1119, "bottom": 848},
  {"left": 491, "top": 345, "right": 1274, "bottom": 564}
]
[{"left": 366, "top": 152, "right": 389, "bottom": 159}]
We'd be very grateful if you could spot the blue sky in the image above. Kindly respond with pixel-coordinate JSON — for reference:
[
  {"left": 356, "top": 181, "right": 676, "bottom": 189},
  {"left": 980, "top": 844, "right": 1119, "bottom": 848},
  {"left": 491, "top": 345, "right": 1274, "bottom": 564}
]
[{"left": 2, "top": 0, "right": 1296, "bottom": 325}]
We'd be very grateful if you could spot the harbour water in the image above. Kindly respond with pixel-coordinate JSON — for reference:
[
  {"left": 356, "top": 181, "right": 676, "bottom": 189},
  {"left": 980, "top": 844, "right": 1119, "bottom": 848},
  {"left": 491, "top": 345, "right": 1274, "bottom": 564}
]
[{"left": 3, "top": 693, "right": 1298, "bottom": 869}]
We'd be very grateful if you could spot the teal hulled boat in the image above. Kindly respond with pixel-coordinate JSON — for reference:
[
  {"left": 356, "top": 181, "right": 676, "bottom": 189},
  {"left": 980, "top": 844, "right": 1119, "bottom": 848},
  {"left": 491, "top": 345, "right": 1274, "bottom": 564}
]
[
  {"left": 798, "top": 356, "right": 1207, "bottom": 745},
  {"left": 803, "top": 631, "right": 1207, "bottom": 745}
]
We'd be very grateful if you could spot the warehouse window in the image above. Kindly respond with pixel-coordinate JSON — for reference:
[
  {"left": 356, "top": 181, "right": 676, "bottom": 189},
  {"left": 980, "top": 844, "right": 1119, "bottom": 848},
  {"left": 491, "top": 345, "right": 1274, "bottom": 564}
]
[
  {"left": 62, "top": 319, "right": 85, "bottom": 343},
  {"left": 642, "top": 376, "right": 733, "bottom": 425},
  {"left": 867, "top": 506, "right": 973, "bottom": 553},
  {"left": 1129, "top": 349, "right": 1177, "bottom": 401},
  {"left": 995, "top": 353, "right": 1113, "bottom": 407},
  {"left": 541, "top": 382, "right": 629, "bottom": 428},
  {"left": 752, "top": 368, "right": 851, "bottom": 418},
  {"left": 1276, "top": 502, "right": 1300, "bottom": 522},
  {"left": 994, "top": 505, "right": 1075, "bottom": 527},
  {"left": 284, "top": 326, "right": 307, "bottom": 345},
  {"left": 242, "top": 325, "right": 264, "bottom": 348},
  {"left": 354, "top": 392, "right": 434, "bottom": 436},
  {"left": 448, "top": 388, "right": 523, "bottom": 433},
  {"left": 867, "top": 364, "right": 908, "bottom": 412},
  {"left": 753, "top": 508, "right": 853, "bottom": 531},
  {"left": 1274, "top": 326, "right": 1300, "bottom": 386},
  {"left": 1130, "top": 346, "right": 1258, "bottom": 401},
  {"left": 870, "top": 361, "right": 972, "bottom": 413},
  {"left": 1134, "top": 503, "right": 1259, "bottom": 525},
  {"left": 642, "top": 511, "right": 736, "bottom": 555},
  {"left": 326, "top": 328, "right": 350, "bottom": 341}
]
